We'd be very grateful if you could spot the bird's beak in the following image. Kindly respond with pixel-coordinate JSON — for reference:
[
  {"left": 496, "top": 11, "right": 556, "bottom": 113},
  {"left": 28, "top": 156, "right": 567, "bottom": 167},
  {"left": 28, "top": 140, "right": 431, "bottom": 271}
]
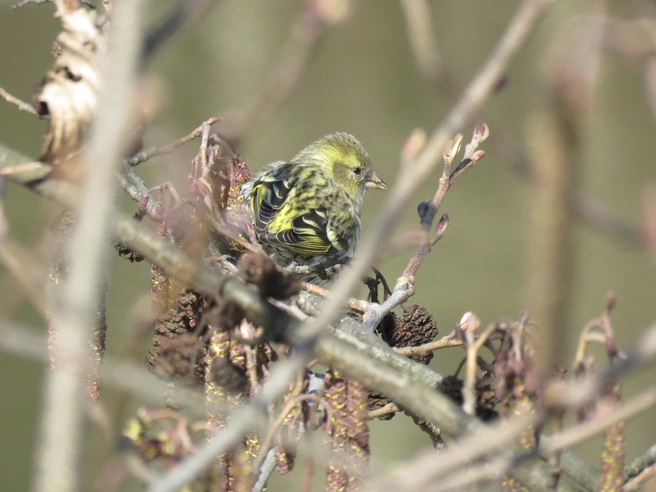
[{"left": 365, "top": 171, "right": 388, "bottom": 190}]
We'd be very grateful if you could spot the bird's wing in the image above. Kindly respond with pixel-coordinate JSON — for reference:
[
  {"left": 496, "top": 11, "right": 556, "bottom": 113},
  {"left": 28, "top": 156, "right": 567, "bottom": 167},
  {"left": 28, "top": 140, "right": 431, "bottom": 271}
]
[{"left": 250, "top": 164, "right": 345, "bottom": 255}]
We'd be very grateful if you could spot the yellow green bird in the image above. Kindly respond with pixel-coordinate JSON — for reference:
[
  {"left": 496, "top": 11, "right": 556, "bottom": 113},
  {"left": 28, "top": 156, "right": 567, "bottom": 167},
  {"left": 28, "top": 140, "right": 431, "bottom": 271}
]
[{"left": 242, "top": 132, "right": 387, "bottom": 285}]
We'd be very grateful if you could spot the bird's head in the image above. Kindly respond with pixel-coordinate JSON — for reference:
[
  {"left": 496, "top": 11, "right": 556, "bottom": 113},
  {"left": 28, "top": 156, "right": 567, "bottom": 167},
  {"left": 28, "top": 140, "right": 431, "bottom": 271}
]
[{"left": 292, "top": 132, "right": 387, "bottom": 197}]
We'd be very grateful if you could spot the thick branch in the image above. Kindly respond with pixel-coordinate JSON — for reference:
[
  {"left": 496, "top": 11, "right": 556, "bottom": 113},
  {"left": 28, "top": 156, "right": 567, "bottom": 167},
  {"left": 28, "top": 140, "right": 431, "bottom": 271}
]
[
  {"left": 34, "top": 3, "right": 145, "bottom": 492},
  {"left": 0, "top": 144, "right": 599, "bottom": 491}
]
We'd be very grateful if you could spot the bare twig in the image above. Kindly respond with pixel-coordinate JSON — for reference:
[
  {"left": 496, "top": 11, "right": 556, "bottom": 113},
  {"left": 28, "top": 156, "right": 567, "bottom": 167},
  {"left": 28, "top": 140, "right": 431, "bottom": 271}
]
[
  {"left": 393, "top": 333, "right": 462, "bottom": 356},
  {"left": 625, "top": 443, "right": 656, "bottom": 483},
  {"left": 543, "top": 386, "right": 656, "bottom": 454},
  {"left": 369, "top": 414, "right": 539, "bottom": 491},
  {"left": 141, "top": 0, "right": 218, "bottom": 64},
  {"left": 367, "top": 402, "right": 400, "bottom": 419},
  {"left": 362, "top": 122, "right": 485, "bottom": 332},
  {"left": 399, "top": 0, "right": 444, "bottom": 86},
  {"left": 0, "top": 321, "right": 206, "bottom": 415},
  {"left": 622, "top": 463, "right": 656, "bottom": 492},
  {"left": 1, "top": 140, "right": 606, "bottom": 492},
  {"left": 222, "top": 0, "right": 352, "bottom": 144},
  {"left": 462, "top": 316, "right": 495, "bottom": 416},
  {"left": 0, "top": 87, "right": 38, "bottom": 115},
  {"left": 546, "top": 320, "right": 656, "bottom": 409},
  {"left": 125, "top": 116, "right": 221, "bottom": 166},
  {"left": 34, "top": 2, "right": 145, "bottom": 491},
  {"left": 301, "top": 282, "right": 369, "bottom": 314},
  {"left": 0, "top": 241, "right": 48, "bottom": 315},
  {"left": 347, "top": 0, "right": 556, "bottom": 335}
]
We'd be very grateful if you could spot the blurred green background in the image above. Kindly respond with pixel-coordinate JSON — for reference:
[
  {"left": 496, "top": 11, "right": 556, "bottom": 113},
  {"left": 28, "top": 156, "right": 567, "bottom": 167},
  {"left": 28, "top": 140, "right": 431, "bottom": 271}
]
[{"left": 1, "top": 0, "right": 655, "bottom": 490}]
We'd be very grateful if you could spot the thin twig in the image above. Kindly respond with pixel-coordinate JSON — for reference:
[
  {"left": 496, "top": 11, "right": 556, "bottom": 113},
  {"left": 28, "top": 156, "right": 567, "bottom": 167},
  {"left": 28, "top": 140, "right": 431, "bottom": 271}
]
[
  {"left": 244, "top": 344, "right": 260, "bottom": 395},
  {"left": 252, "top": 380, "right": 306, "bottom": 472},
  {"left": 367, "top": 403, "right": 400, "bottom": 419},
  {"left": 124, "top": 117, "right": 220, "bottom": 166},
  {"left": 141, "top": 0, "right": 218, "bottom": 64},
  {"left": 542, "top": 386, "right": 656, "bottom": 454},
  {"left": 546, "top": 320, "right": 656, "bottom": 409},
  {"left": 0, "top": 321, "right": 207, "bottom": 415},
  {"left": 34, "top": 3, "right": 145, "bottom": 491},
  {"left": 301, "top": 282, "right": 369, "bottom": 314},
  {"left": 463, "top": 320, "right": 495, "bottom": 415},
  {"left": 369, "top": 414, "right": 539, "bottom": 491},
  {"left": 1, "top": 141, "right": 605, "bottom": 491},
  {"left": 393, "top": 335, "right": 462, "bottom": 356},
  {"left": 622, "top": 463, "right": 656, "bottom": 492},
  {"left": 400, "top": 0, "right": 443, "bottom": 85},
  {"left": 252, "top": 448, "right": 277, "bottom": 492},
  {"left": 254, "top": 394, "right": 329, "bottom": 474},
  {"left": 0, "top": 240, "right": 48, "bottom": 315},
  {"left": 624, "top": 443, "right": 656, "bottom": 482},
  {"left": 0, "top": 87, "right": 38, "bottom": 115},
  {"left": 350, "top": 0, "right": 555, "bottom": 333},
  {"left": 221, "top": 1, "right": 338, "bottom": 144}
]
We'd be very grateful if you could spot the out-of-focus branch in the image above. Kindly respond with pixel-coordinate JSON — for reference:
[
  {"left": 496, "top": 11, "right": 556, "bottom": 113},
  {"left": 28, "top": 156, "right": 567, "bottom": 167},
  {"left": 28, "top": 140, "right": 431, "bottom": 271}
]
[
  {"left": 0, "top": 87, "right": 38, "bottom": 115},
  {"left": 369, "top": 414, "right": 538, "bottom": 491},
  {"left": 624, "top": 443, "right": 656, "bottom": 490},
  {"left": 0, "top": 240, "right": 48, "bottom": 316},
  {"left": 221, "top": 0, "right": 356, "bottom": 145},
  {"left": 362, "top": 121, "right": 486, "bottom": 331},
  {"left": 313, "top": 0, "right": 556, "bottom": 344},
  {"left": 1, "top": 143, "right": 601, "bottom": 492},
  {"left": 399, "top": 0, "right": 453, "bottom": 93},
  {"left": 524, "top": 112, "right": 577, "bottom": 374},
  {"left": 543, "top": 386, "right": 656, "bottom": 454},
  {"left": 141, "top": 0, "right": 219, "bottom": 65},
  {"left": 402, "top": 2, "right": 642, "bottom": 256},
  {"left": 546, "top": 319, "right": 656, "bottom": 409},
  {"left": 525, "top": 2, "right": 607, "bottom": 378},
  {"left": 0, "top": 322, "right": 206, "bottom": 414},
  {"left": 33, "top": 2, "right": 145, "bottom": 491},
  {"left": 125, "top": 117, "right": 221, "bottom": 167}
]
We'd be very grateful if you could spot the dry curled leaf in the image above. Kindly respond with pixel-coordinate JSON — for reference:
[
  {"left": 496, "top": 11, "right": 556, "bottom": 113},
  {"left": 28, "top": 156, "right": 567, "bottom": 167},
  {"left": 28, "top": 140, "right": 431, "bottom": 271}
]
[{"left": 35, "top": 7, "right": 106, "bottom": 171}]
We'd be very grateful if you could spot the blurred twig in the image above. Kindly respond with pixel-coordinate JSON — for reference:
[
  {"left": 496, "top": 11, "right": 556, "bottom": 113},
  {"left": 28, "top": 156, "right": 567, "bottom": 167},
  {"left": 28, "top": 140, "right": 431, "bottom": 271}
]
[
  {"left": 0, "top": 141, "right": 622, "bottom": 492},
  {"left": 221, "top": 0, "right": 356, "bottom": 145},
  {"left": 399, "top": 0, "right": 455, "bottom": 94},
  {"left": 0, "top": 87, "right": 38, "bottom": 115},
  {"left": 321, "top": 0, "right": 555, "bottom": 341},
  {"left": 526, "top": 2, "right": 607, "bottom": 378},
  {"left": 34, "top": 2, "right": 145, "bottom": 491},
  {"left": 403, "top": 2, "right": 644, "bottom": 257},
  {"left": 0, "top": 241, "right": 48, "bottom": 315},
  {"left": 546, "top": 320, "right": 656, "bottom": 409},
  {"left": 0, "top": 321, "right": 206, "bottom": 414},
  {"left": 624, "top": 444, "right": 656, "bottom": 490},
  {"left": 543, "top": 386, "right": 656, "bottom": 454},
  {"left": 125, "top": 117, "right": 221, "bottom": 166},
  {"left": 141, "top": 0, "right": 219, "bottom": 65},
  {"left": 369, "top": 414, "right": 539, "bottom": 491}
]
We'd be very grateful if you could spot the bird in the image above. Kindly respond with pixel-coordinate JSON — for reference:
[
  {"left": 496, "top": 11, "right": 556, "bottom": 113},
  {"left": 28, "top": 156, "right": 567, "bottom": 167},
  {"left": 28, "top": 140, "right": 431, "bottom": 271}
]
[{"left": 241, "top": 132, "right": 387, "bottom": 285}]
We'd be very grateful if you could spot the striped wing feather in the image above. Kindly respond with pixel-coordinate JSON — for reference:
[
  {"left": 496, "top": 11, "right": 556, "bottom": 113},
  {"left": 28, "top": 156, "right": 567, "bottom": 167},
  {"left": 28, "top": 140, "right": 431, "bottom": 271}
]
[{"left": 251, "top": 165, "right": 341, "bottom": 255}]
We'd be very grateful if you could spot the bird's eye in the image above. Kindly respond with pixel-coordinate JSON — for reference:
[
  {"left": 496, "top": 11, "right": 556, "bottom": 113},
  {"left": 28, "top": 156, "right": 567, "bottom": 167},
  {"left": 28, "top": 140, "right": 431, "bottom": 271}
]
[{"left": 353, "top": 167, "right": 363, "bottom": 176}]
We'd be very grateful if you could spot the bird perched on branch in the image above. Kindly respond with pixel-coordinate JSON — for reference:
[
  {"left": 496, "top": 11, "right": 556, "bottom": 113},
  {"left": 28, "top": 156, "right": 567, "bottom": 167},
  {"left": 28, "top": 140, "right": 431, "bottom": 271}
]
[{"left": 242, "top": 132, "right": 387, "bottom": 285}]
